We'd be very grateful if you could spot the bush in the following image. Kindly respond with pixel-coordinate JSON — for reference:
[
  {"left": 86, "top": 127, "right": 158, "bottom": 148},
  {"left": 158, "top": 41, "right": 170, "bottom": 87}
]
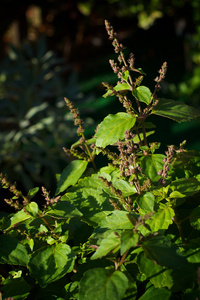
[{"left": 0, "top": 21, "right": 200, "bottom": 300}]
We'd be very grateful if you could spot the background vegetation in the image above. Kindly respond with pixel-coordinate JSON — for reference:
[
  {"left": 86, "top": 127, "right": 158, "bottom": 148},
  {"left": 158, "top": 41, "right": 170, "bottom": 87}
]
[{"left": 0, "top": 0, "right": 199, "bottom": 194}]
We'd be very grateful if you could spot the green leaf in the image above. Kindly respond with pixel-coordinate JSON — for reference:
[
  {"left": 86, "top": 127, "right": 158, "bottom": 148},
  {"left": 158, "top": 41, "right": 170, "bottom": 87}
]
[
  {"left": 29, "top": 243, "right": 76, "bottom": 288},
  {"left": 91, "top": 232, "right": 120, "bottom": 260},
  {"left": 114, "top": 82, "right": 130, "bottom": 91},
  {"left": 141, "top": 154, "right": 165, "bottom": 182},
  {"left": 99, "top": 211, "right": 135, "bottom": 230},
  {"left": 2, "top": 277, "right": 31, "bottom": 300},
  {"left": 6, "top": 209, "right": 31, "bottom": 230},
  {"left": 145, "top": 205, "right": 175, "bottom": 232},
  {"left": 120, "top": 230, "right": 139, "bottom": 255},
  {"left": 132, "top": 86, "right": 151, "bottom": 105},
  {"left": 137, "top": 252, "right": 173, "bottom": 289},
  {"left": 25, "top": 202, "right": 39, "bottom": 217},
  {"left": 95, "top": 112, "right": 136, "bottom": 148},
  {"left": 152, "top": 98, "right": 200, "bottom": 122},
  {"left": 0, "top": 236, "right": 29, "bottom": 266},
  {"left": 170, "top": 178, "right": 200, "bottom": 198},
  {"left": 65, "top": 174, "right": 113, "bottom": 226},
  {"left": 56, "top": 160, "right": 88, "bottom": 194},
  {"left": 189, "top": 206, "right": 200, "bottom": 230},
  {"left": 79, "top": 268, "right": 128, "bottom": 300},
  {"left": 27, "top": 187, "right": 39, "bottom": 198},
  {"left": 102, "top": 89, "right": 115, "bottom": 98},
  {"left": 46, "top": 200, "right": 82, "bottom": 219},
  {"left": 138, "top": 286, "right": 171, "bottom": 300},
  {"left": 122, "top": 70, "right": 129, "bottom": 81},
  {"left": 142, "top": 235, "right": 188, "bottom": 269},
  {"left": 136, "top": 192, "right": 155, "bottom": 213},
  {"left": 112, "top": 179, "right": 137, "bottom": 197}
]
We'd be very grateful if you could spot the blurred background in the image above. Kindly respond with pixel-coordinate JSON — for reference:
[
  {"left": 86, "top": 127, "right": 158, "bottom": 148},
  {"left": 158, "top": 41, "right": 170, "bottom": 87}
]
[{"left": 0, "top": 0, "right": 199, "bottom": 196}]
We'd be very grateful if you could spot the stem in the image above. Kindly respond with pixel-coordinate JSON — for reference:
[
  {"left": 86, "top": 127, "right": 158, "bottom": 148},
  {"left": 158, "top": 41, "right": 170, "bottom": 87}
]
[
  {"left": 173, "top": 212, "right": 186, "bottom": 246},
  {"left": 120, "top": 51, "right": 142, "bottom": 114},
  {"left": 117, "top": 250, "right": 129, "bottom": 269},
  {"left": 81, "top": 134, "right": 97, "bottom": 172}
]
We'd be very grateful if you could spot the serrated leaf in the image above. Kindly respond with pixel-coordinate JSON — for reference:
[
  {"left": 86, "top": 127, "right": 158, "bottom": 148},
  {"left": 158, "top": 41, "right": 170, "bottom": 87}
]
[
  {"left": 132, "top": 86, "right": 151, "bottom": 105},
  {"left": 114, "top": 82, "right": 130, "bottom": 91},
  {"left": 95, "top": 112, "right": 136, "bottom": 148},
  {"left": 142, "top": 235, "right": 188, "bottom": 269},
  {"left": 91, "top": 232, "right": 120, "bottom": 260},
  {"left": 152, "top": 98, "right": 200, "bottom": 122},
  {"left": 79, "top": 268, "right": 128, "bottom": 300},
  {"left": 65, "top": 174, "right": 113, "bottom": 226},
  {"left": 99, "top": 211, "right": 134, "bottom": 230},
  {"left": 56, "top": 160, "right": 88, "bottom": 195},
  {"left": 137, "top": 252, "right": 173, "bottom": 289},
  {"left": 145, "top": 205, "right": 175, "bottom": 232},
  {"left": 46, "top": 200, "right": 82, "bottom": 219},
  {"left": 29, "top": 243, "right": 76, "bottom": 288},
  {"left": 0, "top": 236, "right": 29, "bottom": 266},
  {"left": 170, "top": 178, "right": 200, "bottom": 198},
  {"left": 141, "top": 154, "right": 165, "bottom": 182},
  {"left": 136, "top": 192, "right": 155, "bottom": 213},
  {"left": 120, "top": 230, "right": 139, "bottom": 255},
  {"left": 138, "top": 286, "right": 171, "bottom": 300}
]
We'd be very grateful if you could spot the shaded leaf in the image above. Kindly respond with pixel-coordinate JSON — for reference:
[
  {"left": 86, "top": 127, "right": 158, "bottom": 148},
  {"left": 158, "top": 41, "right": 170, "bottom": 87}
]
[
  {"left": 152, "top": 98, "right": 200, "bottom": 122},
  {"left": 0, "top": 236, "right": 29, "bottom": 266},
  {"left": 138, "top": 286, "right": 171, "bottom": 300},
  {"left": 79, "top": 268, "right": 128, "bottom": 300},
  {"left": 46, "top": 200, "right": 82, "bottom": 219},
  {"left": 142, "top": 235, "right": 188, "bottom": 269},
  {"left": 29, "top": 243, "right": 76, "bottom": 288},
  {"left": 2, "top": 277, "right": 31, "bottom": 300}
]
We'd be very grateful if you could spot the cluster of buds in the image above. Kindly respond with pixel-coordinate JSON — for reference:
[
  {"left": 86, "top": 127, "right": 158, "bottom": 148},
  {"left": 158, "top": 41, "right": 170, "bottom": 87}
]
[
  {"left": 42, "top": 186, "right": 61, "bottom": 208},
  {"left": 98, "top": 176, "right": 127, "bottom": 210},
  {"left": 0, "top": 173, "right": 29, "bottom": 210},
  {"left": 117, "top": 130, "right": 142, "bottom": 189},
  {"left": 63, "top": 146, "right": 88, "bottom": 161},
  {"left": 154, "top": 62, "right": 167, "bottom": 90},
  {"left": 158, "top": 145, "right": 175, "bottom": 186},
  {"left": 64, "top": 97, "right": 85, "bottom": 136},
  {"left": 105, "top": 20, "right": 125, "bottom": 54}
]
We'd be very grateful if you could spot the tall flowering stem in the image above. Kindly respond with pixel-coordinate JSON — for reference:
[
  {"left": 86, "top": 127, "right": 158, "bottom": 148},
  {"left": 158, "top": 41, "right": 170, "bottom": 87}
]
[{"left": 64, "top": 97, "right": 97, "bottom": 172}]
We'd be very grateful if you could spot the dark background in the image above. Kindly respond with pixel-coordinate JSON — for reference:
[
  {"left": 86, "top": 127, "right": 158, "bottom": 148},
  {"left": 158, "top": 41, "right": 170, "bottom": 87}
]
[{"left": 0, "top": 0, "right": 199, "bottom": 200}]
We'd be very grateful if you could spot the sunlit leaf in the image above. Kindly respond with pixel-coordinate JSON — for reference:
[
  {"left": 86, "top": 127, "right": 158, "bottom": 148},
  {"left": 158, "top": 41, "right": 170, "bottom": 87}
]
[
  {"left": 95, "top": 112, "right": 136, "bottom": 148},
  {"left": 132, "top": 86, "right": 151, "bottom": 105},
  {"left": 56, "top": 160, "right": 88, "bottom": 194}
]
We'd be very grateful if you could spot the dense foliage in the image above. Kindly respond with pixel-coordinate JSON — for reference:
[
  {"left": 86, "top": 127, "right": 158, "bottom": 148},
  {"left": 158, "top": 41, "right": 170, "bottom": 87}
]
[{"left": 0, "top": 21, "right": 200, "bottom": 299}]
